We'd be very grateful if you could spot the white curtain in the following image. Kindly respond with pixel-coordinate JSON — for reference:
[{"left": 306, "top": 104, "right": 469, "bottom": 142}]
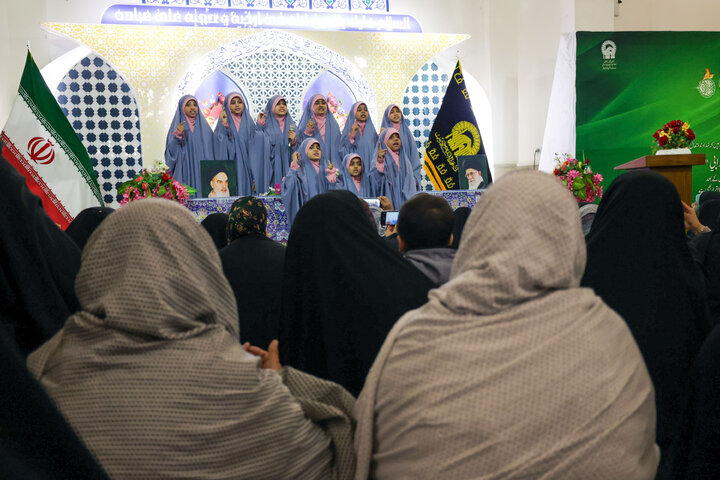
[{"left": 539, "top": 33, "right": 576, "bottom": 172}]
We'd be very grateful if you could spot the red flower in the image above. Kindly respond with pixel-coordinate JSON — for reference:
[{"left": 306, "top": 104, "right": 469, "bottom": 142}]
[
  {"left": 142, "top": 182, "right": 149, "bottom": 190},
  {"left": 162, "top": 172, "right": 170, "bottom": 182},
  {"left": 135, "top": 176, "right": 143, "bottom": 183},
  {"left": 672, "top": 126, "right": 681, "bottom": 134},
  {"left": 687, "top": 129, "right": 696, "bottom": 140},
  {"left": 658, "top": 136, "right": 669, "bottom": 146},
  {"left": 653, "top": 130, "right": 660, "bottom": 140}
]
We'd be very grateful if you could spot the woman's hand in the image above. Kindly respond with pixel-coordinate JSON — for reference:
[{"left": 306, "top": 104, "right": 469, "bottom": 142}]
[
  {"left": 683, "top": 201, "right": 708, "bottom": 234},
  {"left": 220, "top": 110, "right": 229, "bottom": 128},
  {"left": 307, "top": 119, "right": 315, "bottom": 132},
  {"left": 176, "top": 121, "right": 185, "bottom": 134},
  {"left": 290, "top": 151, "right": 301, "bottom": 170},
  {"left": 378, "top": 196, "right": 393, "bottom": 211},
  {"left": 243, "top": 340, "right": 282, "bottom": 371}
]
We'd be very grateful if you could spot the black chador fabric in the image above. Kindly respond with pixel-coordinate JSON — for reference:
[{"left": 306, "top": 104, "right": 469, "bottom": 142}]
[
  {"left": 451, "top": 206, "right": 472, "bottom": 249},
  {"left": 219, "top": 234, "right": 285, "bottom": 348},
  {"left": 201, "top": 212, "right": 230, "bottom": 250},
  {"left": 0, "top": 151, "right": 81, "bottom": 356},
  {"left": 279, "top": 190, "right": 435, "bottom": 396},
  {"left": 682, "top": 324, "right": 720, "bottom": 479},
  {"left": 0, "top": 320, "right": 108, "bottom": 479},
  {"left": 65, "top": 207, "right": 115, "bottom": 251},
  {"left": 690, "top": 217, "right": 720, "bottom": 329},
  {"left": 581, "top": 171, "right": 711, "bottom": 479},
  {"left": 697, "top": 199, "right": 720, "bottom": 231}
]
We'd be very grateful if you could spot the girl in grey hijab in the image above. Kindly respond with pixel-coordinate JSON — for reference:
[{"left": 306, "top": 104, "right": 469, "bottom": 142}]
[
  {"left": 354, "top": 170, "right": 659, "bottom": 480},
  {"left": 28, "top": 198, "right": 355, "bottom": 480}
]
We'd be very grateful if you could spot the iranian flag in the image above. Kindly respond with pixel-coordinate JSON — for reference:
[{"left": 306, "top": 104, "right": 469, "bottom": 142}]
[{"left": 1, "top": 51, "right": 103, "bottom": 229}]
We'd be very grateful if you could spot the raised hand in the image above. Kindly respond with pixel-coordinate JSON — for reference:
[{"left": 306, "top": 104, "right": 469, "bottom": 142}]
[
  {"left": 378, "top": 148, "right": 387, "bottom": 161},
  {"left": 350, "top": 122, "right": 359, "bottom": 135},
  {"left": 220, "top": 110, "right": 229, "bottom": 128},
  {"left": 176, "top": 121, "right": 185, "bottom": 134},
  {"left": 243, "top": 340, "right": 282, "bottom": 371},
  {"left": 307, "top": 119, "right": 315, "bottom": 132}
]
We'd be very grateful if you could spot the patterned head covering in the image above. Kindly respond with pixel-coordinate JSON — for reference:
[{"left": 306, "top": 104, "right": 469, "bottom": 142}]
[{"left": 227, "top": 196, "right": 268, "bottom": 243}]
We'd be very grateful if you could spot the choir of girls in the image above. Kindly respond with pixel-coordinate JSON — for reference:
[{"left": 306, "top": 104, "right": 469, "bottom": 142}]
[{"left": 165, "top": 93, "right": 420, "bottom": 222}]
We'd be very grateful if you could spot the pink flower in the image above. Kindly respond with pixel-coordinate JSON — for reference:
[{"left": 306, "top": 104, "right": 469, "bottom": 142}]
[{"left": 274, "top": 183, "right": 282, "bottom": 194}]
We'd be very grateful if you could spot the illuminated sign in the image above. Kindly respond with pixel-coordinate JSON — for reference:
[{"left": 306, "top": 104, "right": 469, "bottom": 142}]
[{"left": 101, "top": 0, "right": 422, "bottom": 32}]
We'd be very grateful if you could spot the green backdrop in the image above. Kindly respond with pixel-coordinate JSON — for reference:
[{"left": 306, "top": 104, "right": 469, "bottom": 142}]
[{"left": 576, "top": 31, "right": 720, "bottom": 198}]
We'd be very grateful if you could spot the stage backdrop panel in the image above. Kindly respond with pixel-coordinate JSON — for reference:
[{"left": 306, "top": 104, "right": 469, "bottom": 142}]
[
  {"left": 575, "top": 31, "right": 720, "bottom": 195},
  {"left": 43, "top": 23, "right": 468, "bottom": 169},
  {"left": 56, "top": 54, "right": 142, "bottom": 206}
]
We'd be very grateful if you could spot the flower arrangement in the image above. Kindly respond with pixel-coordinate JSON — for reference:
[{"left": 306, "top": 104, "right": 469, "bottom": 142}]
[
  {"left": 653, "top": 119, "right": 695, "bottom": 151},
  {"left": 118, "top": 160, "right": 197, "bottom": 206},
  {"left": 262, "top": 183, "right": 282, "bottom": 196},
  {"left": 553, "top": 154, "right": 603, "bottom": 203}
]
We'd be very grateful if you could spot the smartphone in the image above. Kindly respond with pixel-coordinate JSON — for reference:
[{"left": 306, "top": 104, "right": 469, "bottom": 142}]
[
  {"left": 381, "top": 210, "right": 399, "bottom": 227},
  {"left": 363, "top": 198, "right": 380, "bottom": 208}
]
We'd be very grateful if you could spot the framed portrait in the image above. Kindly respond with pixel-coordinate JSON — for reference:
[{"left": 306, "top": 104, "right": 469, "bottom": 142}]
[
  {"left": 200, "top": 160, "right": 238, "bottom": 198},
  {"left": 457, "top": 154, "right": 492, "bottom": 190}
]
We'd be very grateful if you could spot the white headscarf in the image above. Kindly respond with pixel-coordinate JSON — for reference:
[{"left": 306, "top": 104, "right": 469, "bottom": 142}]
[
  {"left": 27, "top": 198, "right": 340, "bottom": 480},
  {"left": 355, "top": 170, "right": 659, "bottom": 479}
]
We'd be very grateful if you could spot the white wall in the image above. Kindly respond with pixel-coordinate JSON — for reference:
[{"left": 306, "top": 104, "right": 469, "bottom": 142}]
[
  {"left": 615, "top": 0, "right": 720, "bottom": 31},
  {"left": 0, "top": 0, "right": 49, "bottom": 129}
]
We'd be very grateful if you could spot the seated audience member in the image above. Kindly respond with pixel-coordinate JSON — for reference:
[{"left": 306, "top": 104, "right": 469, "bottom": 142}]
[
  {"left": 280, "top": 190, "right": 435, "bottom": 396},
  {"left": 0, "top": 154, "right": 81, "bottom": 357},
  {"left": 0, "top": 321, "right": 108, "bottom": 479},
  {"left": 65, "top": 207, "right": 115, "bottom": 251},
  {"left": 27, "top": 198, "right": 355, "bottom": 480},
  {"left": 219, "top": 197, "right": 285, "bottom": 348},
  {"left": 578, "top": 202, "right": 598, "bottom": 236},
  {"left": 200, "top": 212, "right": 229, "bottom": 250},
  {"left": 681, "top": 325, "right": 720, "bottom": 479},
  {"left": 684, "top": 195, "right": 720, "bottom": 238},
  {"left": 581, "top": 171, "right": 711, "bottom": 480},
  {"left": 450, "top": 206, "right": 472, "bottom": 249},
  {"left": 354, "top": 170, "right": 659, "bottom": 480},
  {"left": 689, "top": 218, "right": 720, "bottom": 329},
  {"left": 396, "top": 193, "right": 456, "bottom": 285}
]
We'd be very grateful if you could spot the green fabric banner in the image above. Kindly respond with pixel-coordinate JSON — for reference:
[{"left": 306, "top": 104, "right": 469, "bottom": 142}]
[{"left": 576, "top": 31, "right": 720, "bottom": 197}]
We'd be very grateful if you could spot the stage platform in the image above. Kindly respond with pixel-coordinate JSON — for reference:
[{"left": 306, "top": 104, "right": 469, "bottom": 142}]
[{"left": 186, "top": 190, "right": 483, "bottom": 244}]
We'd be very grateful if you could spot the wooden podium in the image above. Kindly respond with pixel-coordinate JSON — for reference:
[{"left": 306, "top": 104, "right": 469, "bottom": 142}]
[{"left": 614, "top": 153, "right": 706, "bottom": 204}]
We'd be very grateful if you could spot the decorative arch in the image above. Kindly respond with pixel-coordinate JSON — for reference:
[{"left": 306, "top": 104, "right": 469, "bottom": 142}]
[{"left": 177, "top": 29, "right": 376, "bottom": 121}]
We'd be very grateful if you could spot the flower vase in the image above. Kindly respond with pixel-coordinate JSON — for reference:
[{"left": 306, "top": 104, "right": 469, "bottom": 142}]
[{"left": 656, "top": 147, "right": 692, "bottom": 155}]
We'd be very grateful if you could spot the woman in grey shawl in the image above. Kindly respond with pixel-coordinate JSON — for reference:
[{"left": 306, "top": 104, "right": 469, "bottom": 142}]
[
  {"left": 354, "top": 170, "right": 659, "bottom": 480},
  {"left": 27, "top": 198, "right": 355, "bottom": 480}
]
